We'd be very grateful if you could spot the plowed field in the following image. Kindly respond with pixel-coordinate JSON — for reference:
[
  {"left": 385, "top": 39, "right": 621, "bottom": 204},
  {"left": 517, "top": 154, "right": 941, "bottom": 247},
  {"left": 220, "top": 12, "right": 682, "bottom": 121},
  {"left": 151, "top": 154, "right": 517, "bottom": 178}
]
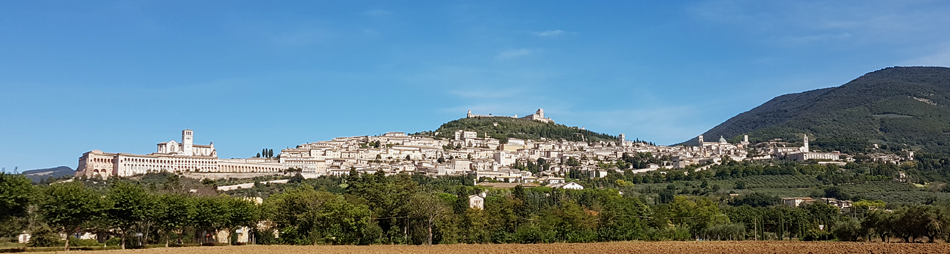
[{"left": 34, "top": 241, "right": 950, "bottom": 254}]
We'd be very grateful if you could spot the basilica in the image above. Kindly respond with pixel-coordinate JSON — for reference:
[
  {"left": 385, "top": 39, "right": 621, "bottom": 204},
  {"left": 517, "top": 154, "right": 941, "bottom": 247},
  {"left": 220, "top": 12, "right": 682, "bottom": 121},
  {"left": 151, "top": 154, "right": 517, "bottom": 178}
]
[{"left": 75, "top": 130, "right": 291, "bottom": 179}]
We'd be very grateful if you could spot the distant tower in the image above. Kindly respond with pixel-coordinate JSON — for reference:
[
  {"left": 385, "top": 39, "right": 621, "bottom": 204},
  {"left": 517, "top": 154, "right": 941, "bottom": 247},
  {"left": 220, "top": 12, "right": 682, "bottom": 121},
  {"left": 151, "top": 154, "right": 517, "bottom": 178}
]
[
  {"left": 744, "top": 135, "right": 749, "bottom": 144},
  {"left": 467, "top": 110, "right": 473, "bottom": 118},
  {"left": 537, "top": 108, "right": 544, "bottom": 118},
  {"left": 619, "top": 133, "right": 625, "bottom": 142},
  {"left": 698, "top": 135, "right": 705, "bottom": 155},
  {"left": 182, "top": 129, "right": 194, "bottom": 156},
  {"left": 802, "top": 134, "right": 809, "bottom": 153}
]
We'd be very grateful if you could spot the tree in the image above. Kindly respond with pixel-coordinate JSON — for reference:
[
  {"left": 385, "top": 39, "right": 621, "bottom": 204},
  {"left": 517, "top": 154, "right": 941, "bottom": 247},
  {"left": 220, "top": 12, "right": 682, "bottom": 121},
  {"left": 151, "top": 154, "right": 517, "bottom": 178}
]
[
  {"left": 267, "top": 185, "right": 372, "bottom": 245},
  {"left": 192, "top": 196, "right": 231, "bottom": 244},
  {"left": 226, "top": 198, "right": 260, "bottom": 245},
  {"left": 462, "top": 208, "right": 490, "bottom": 243},
  {"left": 891, "top": 206, "right": 944, "bottom": 243},
  {"left": 729, "top": 192, "right": 780, "bottom": 207},
  {"left": 596, "top": 191, "right": 647, "bottom": 241},
  {"left": 862, "top": 209, "right": 890, "bottom": 242},
  {"left": 0, "top": 173, "right": 33, "bottom": 222},
  {"left": 40, "top": 182, "right": 105, "bottom": 251},
  {"left": 155, "top": 194, "right": 193, "bottom": 247},
  {"left": 734, "top": 180, "right": 747, "bottom": 189},
  {"left": 105, "top": 181, "right": 157, "bottom": 249},
  {"left": 411, "top": 192, "right": 451, "bottom": 245},
  {"left": 669, "top": 196, "right": 729, "bottom": 238},
  {"left": 833, "top": 217, "right": 863, "bottom": 241},
  {"left": 289, "top": 173, "right": 305, "bottom": 184}
]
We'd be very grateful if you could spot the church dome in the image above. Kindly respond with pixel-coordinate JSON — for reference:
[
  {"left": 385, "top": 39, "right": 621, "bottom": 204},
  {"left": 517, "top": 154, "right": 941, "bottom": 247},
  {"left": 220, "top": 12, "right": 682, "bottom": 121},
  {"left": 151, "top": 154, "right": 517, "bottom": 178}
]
[{"left": 719, "top": 136, "right": 727, "bottom": 143}]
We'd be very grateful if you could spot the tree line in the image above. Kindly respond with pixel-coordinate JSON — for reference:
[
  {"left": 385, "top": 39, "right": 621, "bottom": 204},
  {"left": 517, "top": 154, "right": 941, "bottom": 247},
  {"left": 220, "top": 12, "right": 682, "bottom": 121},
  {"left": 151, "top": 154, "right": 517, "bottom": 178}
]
[{"left": 7, "top": 170, "right": 950, "bottom": 251}]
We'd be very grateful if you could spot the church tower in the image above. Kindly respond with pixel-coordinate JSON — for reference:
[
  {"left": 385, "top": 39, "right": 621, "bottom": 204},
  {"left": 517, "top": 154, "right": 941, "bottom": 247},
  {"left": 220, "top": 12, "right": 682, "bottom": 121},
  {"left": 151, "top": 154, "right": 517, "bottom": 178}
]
[
  {"left": 698, "top": 135, "right": 705, "bottom": 155},
  {"left": 182, "top": 129, "right": 194, "bottom": 156},
  {"left": 802, "top": 134, "right": 809, "bottom": 153}
]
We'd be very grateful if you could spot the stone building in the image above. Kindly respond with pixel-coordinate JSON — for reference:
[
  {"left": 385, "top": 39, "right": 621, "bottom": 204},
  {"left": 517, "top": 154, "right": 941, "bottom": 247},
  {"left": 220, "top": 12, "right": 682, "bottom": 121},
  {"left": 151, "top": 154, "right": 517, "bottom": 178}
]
[
  {"left": 75, "top": 129, "right": 294, "bottom": 179},
  {"left": 466, "top": 108, "right": 554, "bottom": 123}
]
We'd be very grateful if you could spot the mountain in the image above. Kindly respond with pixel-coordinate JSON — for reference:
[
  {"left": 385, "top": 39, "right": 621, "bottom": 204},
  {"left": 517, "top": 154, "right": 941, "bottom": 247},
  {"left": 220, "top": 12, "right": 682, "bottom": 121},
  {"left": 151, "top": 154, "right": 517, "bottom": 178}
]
[
  {"left": 691, "top": 66, "right": 950, "bottom": 154},
  {"left": 20, "top": 166, "right": 74, "bottom": 183},
  {"left": 422, "top": 116, "right": 619, "bottom": 143}
]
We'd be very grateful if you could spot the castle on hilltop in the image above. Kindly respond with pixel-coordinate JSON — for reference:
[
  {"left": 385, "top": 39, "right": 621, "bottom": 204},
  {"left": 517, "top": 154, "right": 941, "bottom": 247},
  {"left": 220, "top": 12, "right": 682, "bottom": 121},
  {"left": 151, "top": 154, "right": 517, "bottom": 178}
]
[{"left": 466, "top": 108, "right": 554, "bottom": 124}]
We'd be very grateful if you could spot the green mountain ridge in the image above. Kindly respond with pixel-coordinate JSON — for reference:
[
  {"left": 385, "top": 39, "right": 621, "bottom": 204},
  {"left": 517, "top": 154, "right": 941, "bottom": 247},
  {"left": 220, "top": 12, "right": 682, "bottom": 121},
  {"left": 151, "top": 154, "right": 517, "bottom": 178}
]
[
  {"left": 691, "top": 66, "right": 950, "bottom": 154},
  {"left": 422, "top": 116, "right": 619, "bottom": 143}
]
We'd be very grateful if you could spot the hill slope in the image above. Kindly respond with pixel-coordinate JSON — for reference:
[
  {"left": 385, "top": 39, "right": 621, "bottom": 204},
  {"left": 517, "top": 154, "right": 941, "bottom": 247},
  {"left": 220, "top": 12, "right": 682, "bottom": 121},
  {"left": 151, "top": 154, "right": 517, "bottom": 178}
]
[
  {"left": 20, "top": 166, "right": 74, "bottom": 183},
  {"left": 692, "top": 66, "right": 950, "bottom": 154},
  {"left": 426, "top": 117, "right": 618, "bottom": 143}
]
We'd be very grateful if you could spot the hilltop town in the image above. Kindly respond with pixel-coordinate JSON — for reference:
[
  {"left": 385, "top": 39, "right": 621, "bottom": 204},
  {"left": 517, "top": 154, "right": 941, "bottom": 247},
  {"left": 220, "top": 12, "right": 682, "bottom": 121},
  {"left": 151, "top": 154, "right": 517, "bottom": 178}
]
[{"left": 74, "top": 109, "right": 894, "bottom": 186}]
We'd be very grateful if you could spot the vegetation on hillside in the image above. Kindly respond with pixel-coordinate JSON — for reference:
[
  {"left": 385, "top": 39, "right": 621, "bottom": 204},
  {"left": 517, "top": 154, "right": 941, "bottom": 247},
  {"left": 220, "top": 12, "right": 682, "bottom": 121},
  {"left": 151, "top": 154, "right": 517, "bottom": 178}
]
[
  {"left": 420, "top": 117, "right": 618, "bottom": 143},
  {"left": 9, "top": 154, "right": 950, "bottom": 248},
  {"left": 694, "top": 67, "right": 950, "bottom": 154}
]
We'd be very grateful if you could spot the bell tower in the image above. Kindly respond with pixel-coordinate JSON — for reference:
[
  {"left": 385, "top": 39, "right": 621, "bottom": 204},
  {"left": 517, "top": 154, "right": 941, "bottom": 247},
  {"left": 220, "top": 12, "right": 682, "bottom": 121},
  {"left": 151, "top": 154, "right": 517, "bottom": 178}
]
[
  {"left": 182, "top": 129, "right": 194, "bottom": 156},
  {"left": 802, "top": 134, "right": 809, "bottom": 153}
]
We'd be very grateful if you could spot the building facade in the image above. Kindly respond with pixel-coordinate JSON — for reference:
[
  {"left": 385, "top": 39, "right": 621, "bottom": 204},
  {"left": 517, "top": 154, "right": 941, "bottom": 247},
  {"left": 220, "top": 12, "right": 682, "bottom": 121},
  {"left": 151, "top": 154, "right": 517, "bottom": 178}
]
[{"left": 75, "top": 130, "right": 295, "bottom": 179}]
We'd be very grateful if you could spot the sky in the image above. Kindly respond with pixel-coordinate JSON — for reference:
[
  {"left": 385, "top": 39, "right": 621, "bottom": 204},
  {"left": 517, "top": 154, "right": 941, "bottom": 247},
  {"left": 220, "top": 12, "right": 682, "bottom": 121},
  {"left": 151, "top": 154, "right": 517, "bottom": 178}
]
[{"left": 3, "top": 1, "right": 950, "bottom": 172}]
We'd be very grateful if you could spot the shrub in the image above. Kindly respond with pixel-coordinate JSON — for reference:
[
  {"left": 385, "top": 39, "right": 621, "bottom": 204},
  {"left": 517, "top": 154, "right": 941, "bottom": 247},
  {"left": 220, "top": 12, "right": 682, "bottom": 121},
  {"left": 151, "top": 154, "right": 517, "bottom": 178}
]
[
  {"left": 832, "top": 217, "right": 863, "bottom": 241},
  {"left": 104, "top": 237, "right": 122, "bottom": 246},
  {"left": 68, "top": 237, "right": 100, "bottom": 247},
  {"left": 27, "top": 226, "right": 61, "bottom": 247}
]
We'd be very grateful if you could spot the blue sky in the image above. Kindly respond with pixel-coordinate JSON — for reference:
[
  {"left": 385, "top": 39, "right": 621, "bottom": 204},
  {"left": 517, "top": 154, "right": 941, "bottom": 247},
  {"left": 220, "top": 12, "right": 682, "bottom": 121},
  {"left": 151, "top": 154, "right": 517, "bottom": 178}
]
[{"left": 3, "top": 1, "right": 950, "bottom": 172}]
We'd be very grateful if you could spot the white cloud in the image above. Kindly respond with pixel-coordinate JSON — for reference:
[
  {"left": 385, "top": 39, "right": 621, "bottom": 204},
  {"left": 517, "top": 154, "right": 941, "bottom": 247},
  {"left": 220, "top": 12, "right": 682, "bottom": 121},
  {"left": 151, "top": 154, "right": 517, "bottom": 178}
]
[
  {"left": 533, "top": 30, "right": 565, "bottom": 37},
  {"left": 496, "top": 49, "right": 531, "bottom": 59}
]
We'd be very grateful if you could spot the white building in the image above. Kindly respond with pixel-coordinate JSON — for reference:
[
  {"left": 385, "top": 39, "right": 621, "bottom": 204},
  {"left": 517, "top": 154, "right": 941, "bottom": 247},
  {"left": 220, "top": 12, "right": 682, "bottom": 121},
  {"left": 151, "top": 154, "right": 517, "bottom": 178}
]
[
  {"left": 469, "top": 193, "right": 485, "bottom": 210},
  {"left": 466, "top": 108, "right": 554, "bottom": 124},
  {"left": 75, "top": 130, "right": 297, "bottom": 179},
  {"left": 548, "top": 182, "right": 584, "bottom": 190}
]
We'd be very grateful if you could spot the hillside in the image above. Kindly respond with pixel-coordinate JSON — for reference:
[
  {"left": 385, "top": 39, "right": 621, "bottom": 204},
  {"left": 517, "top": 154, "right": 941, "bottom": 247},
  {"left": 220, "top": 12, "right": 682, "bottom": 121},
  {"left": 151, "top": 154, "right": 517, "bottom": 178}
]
[
  {"left": 691, "top": 66, "right": 950, "bottom": 154},
  {"left": 424, "top": 116, "right": 618, "bottom": 143},
  {"left": 20, "top": 166, "right": 74, "bottom": 183}
]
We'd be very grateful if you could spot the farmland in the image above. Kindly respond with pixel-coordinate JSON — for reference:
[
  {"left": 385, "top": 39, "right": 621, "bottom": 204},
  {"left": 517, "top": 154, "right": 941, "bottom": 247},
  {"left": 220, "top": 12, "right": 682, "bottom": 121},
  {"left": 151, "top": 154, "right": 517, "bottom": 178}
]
[{"left": 23, "top": 242, "right": 950, "bottom": 254}]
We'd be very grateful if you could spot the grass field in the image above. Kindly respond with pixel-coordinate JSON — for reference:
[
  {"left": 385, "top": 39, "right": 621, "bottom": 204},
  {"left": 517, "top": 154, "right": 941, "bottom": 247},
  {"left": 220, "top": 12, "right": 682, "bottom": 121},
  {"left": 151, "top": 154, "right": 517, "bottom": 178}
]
[{"left": 14, "top": 242, "right": 950, "bottom": 254}]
